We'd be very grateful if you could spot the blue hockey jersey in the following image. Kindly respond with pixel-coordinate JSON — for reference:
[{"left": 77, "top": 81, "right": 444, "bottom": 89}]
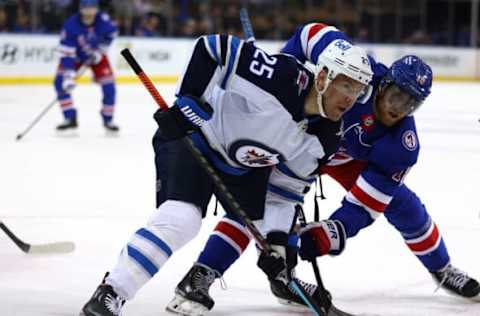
[
  {"left": 282, "top": 23, "right": 420, "bottom": 220},
  {"left": 57, "top": 12, "right": 118, "bottom": 70}
]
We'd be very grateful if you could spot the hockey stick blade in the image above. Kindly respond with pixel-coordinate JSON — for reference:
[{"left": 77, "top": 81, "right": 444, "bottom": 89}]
[
  {"left": 27, "top": 241, "right": 75, "bottom": 254},
  {"left": 0, "top": 222, "right": 75, "bottom": 254}
]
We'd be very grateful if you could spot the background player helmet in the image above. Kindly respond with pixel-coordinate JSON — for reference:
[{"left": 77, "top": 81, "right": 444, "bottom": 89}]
[
  {"left": 80, "top": 0, "right": 99, "bottom": 8},
  {"left": 380, "top": 55, "right": 432, "bottom": 115}
]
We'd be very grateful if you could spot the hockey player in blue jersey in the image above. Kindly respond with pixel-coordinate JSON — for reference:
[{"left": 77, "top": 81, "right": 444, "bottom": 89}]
[
  {"left": 54, "top": 0, "right": 119, "bottom": 132},
  {"left": 167, "top": 23, "right": 480, "bottom": 315},
  {"left": 79, "top": 30, "right": 372, "bottom": 316}
]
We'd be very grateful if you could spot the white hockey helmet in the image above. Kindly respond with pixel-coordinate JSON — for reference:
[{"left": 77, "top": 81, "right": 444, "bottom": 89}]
[{"left": 315, "top": 39, "right": 373, "bottom": 117}]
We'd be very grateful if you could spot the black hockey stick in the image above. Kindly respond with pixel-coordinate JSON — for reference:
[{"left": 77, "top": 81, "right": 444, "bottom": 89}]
[
  {"left": 0, "top": 221, "right": 75, "bottom": 254},
  {"left": 15, "top": 61, "right": 90, "bottom": 141},
  {"left": 120, "top": 48, "right": 327, "bottom": 316}
]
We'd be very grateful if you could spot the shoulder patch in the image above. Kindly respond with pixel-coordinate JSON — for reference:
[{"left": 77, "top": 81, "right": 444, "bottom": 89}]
[
  {"left": 401, "top": 130, "right": 418, "bottom": 151},
  {"left": 229, "top": 140, "right": 285, "bottom": 168}
]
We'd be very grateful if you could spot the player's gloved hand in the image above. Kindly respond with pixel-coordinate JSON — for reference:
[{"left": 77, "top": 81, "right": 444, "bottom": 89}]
[
  {"left": 299, "top": 220, "right": 346, "bottom": 261},
  {"left": 62, "top": 70, "right": 76, "bottom": 93},
  {"left": 88, "top": 50, "right": 103, "bottom": 65},
  {"left": 153, "top": 95, "right": 213, "bottom": 141},
  {"left": 257, "top": 232, "right": 289, "bottom": 284}
]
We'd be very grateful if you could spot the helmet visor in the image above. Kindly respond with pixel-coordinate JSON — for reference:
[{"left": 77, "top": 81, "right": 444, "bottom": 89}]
[
  {"left": 330, "top": 76, "right": 367, "bottom": 101},
  {"left": 383, "top": 84, "right": 422, "bottom": 115}
]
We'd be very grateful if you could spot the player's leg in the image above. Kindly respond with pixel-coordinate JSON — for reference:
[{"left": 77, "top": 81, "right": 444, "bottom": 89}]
[
  {"left": 54, "top": 65, "right": 78, "bottom": 130},
  {"left": 92, "top": 55, "right": 118, "bottom": 132},
  {"left": 167, "top": 167, "right": 270, "bottom": 315},
  {"left": 384, "top": 185, "right": 480, "bottom": 300},
  {"left": 80, "top": 132, "right": 214, "bottom": 316}
]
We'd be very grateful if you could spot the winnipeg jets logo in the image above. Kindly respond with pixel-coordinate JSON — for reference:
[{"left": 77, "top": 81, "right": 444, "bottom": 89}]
[
  {"left": 296, "top": 70, "right": 309, "bottom": 95},
  {"left": 229, "top": 141, "right": 284, "bottom": 168},
  {"left": 241, "top": 149, "right": 277, "bottom": 166}
]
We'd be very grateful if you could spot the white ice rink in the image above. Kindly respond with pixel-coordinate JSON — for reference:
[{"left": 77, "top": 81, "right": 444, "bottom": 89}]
[{"left": 1, "top": 82, "right": 480, "bottom": 316}]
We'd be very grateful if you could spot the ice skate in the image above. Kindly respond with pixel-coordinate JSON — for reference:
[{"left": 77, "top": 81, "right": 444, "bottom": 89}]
[
  {"left": 80, "top": 273, "right": 125, "bottom": 316},
  {"left": 166, "top": 264, "right": 216, "bottom": 316},
  {"left": 56, "top": 117, "right": 78, "bottom": 136},
  {"left": 432, "top": 263, "right": 480, "bottom": 301}
]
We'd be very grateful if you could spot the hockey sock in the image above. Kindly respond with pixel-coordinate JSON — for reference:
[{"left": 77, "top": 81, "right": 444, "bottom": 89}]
[
  {"left": 106, "top": 200, "right": 202, "bottom": 299},
  {"left": 197, "top": 214, "right": 251, "bottom": 275}
]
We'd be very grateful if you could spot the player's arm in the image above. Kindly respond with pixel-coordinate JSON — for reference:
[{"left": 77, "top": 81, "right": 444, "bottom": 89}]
[
  {"left": 331, "top": 129, "right": 419, "bottom": 237},
  {"left": 98, "top": 13, "right": 118, "bottom": 52},
  {"left": 155, "top": 34, "right": 242, "bottom": 139},
  {"left": 281, "top": 23, "right": 349, "bottom": 64},
  {"left": 58, "top": 23, "right": 77, "bottom": 71}
]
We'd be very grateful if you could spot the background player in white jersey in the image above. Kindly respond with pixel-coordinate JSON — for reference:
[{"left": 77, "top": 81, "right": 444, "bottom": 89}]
[
  {"left": 54, "top": 0, "right": 119, "bottom": 133},
  {"left": 79, "top": 32, "right": 372, "bottom": 316}
]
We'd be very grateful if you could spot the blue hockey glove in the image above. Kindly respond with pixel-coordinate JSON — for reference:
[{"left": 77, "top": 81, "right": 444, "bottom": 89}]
[
  {"left": 299, "top": 220, "right": 346, "bottom": 261},
  {"left": 153, "top": 95, "right": 213, "bottom": 141}
]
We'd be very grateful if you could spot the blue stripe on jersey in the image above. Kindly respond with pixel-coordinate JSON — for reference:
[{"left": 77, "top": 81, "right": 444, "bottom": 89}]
[
  {"left": 221, "top": 36, "right": 241, "bottom": 89},
  {"left": 268, "top": 183, "right": 304, "bottom": 203},
  {"left": 310, "top": 31, "right": 347, "bottom": 64},
  {"left": 190, "top": 133, "right": 248, "bottom": 176},
  {"left": 127, "top": 245, "right": 158, "bottom": 277},
  {"left": 277, "top": 163, "right": 316, "bottom": 183},
  {"left": 136, "top": 228, "right": 173, "bottom": 257},
  {"left": 206, "top": 35, "right": 221, "bottom": 65}
]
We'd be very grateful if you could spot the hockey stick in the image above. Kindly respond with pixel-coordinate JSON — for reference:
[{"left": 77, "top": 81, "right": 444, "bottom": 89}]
[
  {"left": 240, "top": 7, "right": 256, "bottom": 43},
  {"left": 15, "top": 62, "right": 90, "bottom": 141},
  {"left": 120, "top": 48, "right": 327, "bottom": 316},
  {"left": 0, "top": 221, "right": 75, "bottom": 254}
]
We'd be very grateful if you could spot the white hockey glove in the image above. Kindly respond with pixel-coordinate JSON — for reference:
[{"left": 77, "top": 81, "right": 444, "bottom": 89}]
[
  {"left": 62, "top": 71, "right": 76, "bottom": 93},
  {"left": 88, "top": 50, "right": 103, "bottom": 65}
]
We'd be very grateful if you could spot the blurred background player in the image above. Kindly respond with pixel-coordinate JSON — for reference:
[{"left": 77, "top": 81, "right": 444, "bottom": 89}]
[{"left": 54, "top": 0, "right": 119, "bottom": 133}]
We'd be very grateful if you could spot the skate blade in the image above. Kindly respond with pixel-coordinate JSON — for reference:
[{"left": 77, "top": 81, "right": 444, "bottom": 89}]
[
  {"left": 277, "top": 297, "right": 309, "bottom": 310},
  {"left": 166, "top": 294, "right": 209, "bottom": 316},
  {"left": 56, "top": 129, "right": 79, "bottom": 138},
  {"left": 104, "top": 129, "right": 120, "bottom": 138}
]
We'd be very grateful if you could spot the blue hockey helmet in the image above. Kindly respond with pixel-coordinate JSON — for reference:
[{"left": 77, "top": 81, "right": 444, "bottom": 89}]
[
  {"left": 380, "top": 55, "right": 432, "bottom": 114},
  {"left": 80, "top": 0, "right": 99, "bottom": 8}
]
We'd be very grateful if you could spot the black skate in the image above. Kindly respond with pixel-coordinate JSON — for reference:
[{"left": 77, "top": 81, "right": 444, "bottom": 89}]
[
  {"left": 166, "top": 263, "right": 217, "bottom": 316},
  {"left": 80, "top": 273, "right": 125, "bottom": 316},
  {"left": 432, "top": 264, "right": 480, "bottom": 301},
  {"left": 104, "top": 122, "right": 120, "bottom": 133},
  {"left": 270, "top": 277, "right": 332, "bottom": 310},
  {"left": 56, "top": 117, "right": 78, "bottom": 131}
]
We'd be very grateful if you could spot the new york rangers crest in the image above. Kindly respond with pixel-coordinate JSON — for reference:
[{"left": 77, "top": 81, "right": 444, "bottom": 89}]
[
  {"left": 402, "top": 130, "right": 418, "bottom": 151},
  {"left": 296, "top": 70, "right": 309, "bottom": 95}
]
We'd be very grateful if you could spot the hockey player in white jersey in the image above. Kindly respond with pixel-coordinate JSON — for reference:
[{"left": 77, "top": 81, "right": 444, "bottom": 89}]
[{"left": 79, "top": 33, "right": 372, "bottom": 316}]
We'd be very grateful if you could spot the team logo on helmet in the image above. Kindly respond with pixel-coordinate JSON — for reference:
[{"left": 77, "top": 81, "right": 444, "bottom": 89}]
[
  {"left": 402, "top": 130, "right": 418, "bottom": 151},
  {"left": 416, "top": 74, "right": 428, "bottom": 86},
  {"left": 229, "top": 140, "right": 284, "bottom": 168}
]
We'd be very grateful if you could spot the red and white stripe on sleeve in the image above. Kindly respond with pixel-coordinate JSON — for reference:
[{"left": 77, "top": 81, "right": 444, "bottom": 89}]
[
  {"left": 345, "top": 175, "right": 393, "bottom": 219},
  {"left": 299, "top": 23, "right": 340, "bottom": 62}
]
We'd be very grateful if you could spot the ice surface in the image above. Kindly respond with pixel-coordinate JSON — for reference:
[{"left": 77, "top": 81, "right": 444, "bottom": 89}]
[{"left": 1, "top": 82, "right": 479, "bottom": 316}]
